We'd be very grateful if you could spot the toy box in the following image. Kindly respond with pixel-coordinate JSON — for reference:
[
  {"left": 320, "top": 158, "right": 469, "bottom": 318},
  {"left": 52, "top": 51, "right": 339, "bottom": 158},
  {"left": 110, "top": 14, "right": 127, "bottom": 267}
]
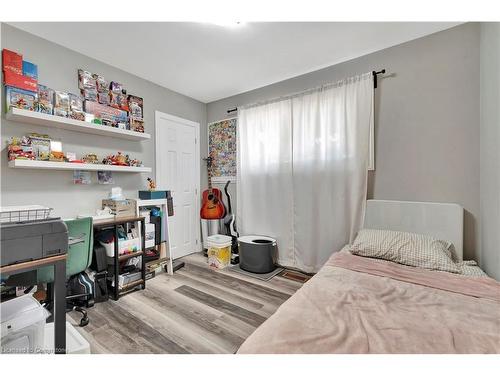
[
  {"left": 5, "top": 86, "right": 37, "bottom": 112},
  {"left": 36, "top": 85, "right": 54, "bottom": 115},
  {"left": 78, "top": 69, "right": 96, "bottom": 90},
  {"left": 7, "top": 136, "right": 36, "bottom": 161},
  {"left": 81, "top": 87, "right": 97, "bottom": 102},
  {"left": 127, "top": 95, "right": 143, "bottom": 120},
  {"left": 28, "top": 133, "right": 51, "bottom": 160},
  {"left": 109, "top": 81, "right": 124, "bottom": 94},
  {"left": 109, "top": 92, "right": 128, "bottom": 111},
  {"left": 102, "top": 199, "right": 136, "bottom": 217},
  {"left": 3, "top": 70, "right": 38, "bottom": 92},
  {"left": 130, "top": 117, "right": 144, "bottom": 133},
  {"left": 2, "top": 49, "right": 23, "bottom": 75},
  {"left": 68, "top": 93, "right": 85, "bottom": 121},
  {"left": 22, "top": 61, "right": 38, "bottom": 80},
  {"left": 93, "top": 74, "right": 108, "bottom": 93},
  {"left": 138, "top": 190, "right": 166, "bottom": 200},
  {"left": 54, "top": 91, "right": 70, "bottom": 118},
  {"left": 84, "top": 100, "right": 128, "bottom": 127},
  {"left": 98, "top": 92, "right": 109, "bottom": 105}
]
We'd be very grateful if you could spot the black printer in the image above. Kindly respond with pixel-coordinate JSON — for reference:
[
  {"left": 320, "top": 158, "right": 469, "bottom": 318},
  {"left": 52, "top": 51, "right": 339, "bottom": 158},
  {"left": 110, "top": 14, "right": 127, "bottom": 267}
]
[{"left": 1, "top": 218, "right": 68, "bottom": 267}]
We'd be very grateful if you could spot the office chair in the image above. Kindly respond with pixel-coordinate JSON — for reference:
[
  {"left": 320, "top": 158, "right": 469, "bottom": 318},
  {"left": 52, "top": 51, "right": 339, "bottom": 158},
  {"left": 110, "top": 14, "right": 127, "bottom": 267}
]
[{"left": 40, "top": 217, "right": 94, "bottom": 327}]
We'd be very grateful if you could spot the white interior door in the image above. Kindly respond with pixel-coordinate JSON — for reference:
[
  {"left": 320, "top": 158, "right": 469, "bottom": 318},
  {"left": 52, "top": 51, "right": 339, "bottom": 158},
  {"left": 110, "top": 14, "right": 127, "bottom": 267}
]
[{"left": 155, "top": 111, "right": 200, "bottom": 259}]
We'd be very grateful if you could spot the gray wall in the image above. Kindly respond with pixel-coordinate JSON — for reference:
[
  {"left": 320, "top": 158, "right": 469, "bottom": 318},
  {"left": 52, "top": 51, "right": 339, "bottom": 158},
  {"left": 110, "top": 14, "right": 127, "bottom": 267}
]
[
  {"left": 1, "top": 23, "right": 487, "bottom": 270},
  {"left": 207, "top": 23, "right": 481, "bottom": 261},
  {"left": 479, "top": 23, "right": 500, "bottom": 279},
  {"left": 1, "top": 23, "right": 207, "bottom": 219}
]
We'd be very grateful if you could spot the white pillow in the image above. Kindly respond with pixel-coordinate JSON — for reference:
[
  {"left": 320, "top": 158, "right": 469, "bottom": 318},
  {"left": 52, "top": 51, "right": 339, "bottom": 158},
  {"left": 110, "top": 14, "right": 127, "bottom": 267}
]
[{"left": 350, "top": 229, "right": 460, "bottom": 273}]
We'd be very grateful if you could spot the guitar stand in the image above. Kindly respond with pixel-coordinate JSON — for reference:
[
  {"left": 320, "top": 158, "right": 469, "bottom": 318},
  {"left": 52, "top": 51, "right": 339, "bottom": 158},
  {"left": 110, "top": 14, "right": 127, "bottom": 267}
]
[{"left": 171, "top": 260, "right": 185, "bottom": 272}]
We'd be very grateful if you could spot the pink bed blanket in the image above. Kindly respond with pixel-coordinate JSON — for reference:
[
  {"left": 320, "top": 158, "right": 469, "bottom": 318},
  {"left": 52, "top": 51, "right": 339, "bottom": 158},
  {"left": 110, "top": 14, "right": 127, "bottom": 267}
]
[{"left": 238, "top": 252, "right": 500, "bottom": 354}]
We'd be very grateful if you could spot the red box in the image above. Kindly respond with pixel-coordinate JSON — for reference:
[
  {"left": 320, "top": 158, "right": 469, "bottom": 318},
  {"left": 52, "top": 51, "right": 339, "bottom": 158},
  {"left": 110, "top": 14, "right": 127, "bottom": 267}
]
[
  {"left": 3, "top": 70, "right": 38, "bottom": 92},
  {"left": 2, "top": 49, "right": 23, "bottom": 75}
]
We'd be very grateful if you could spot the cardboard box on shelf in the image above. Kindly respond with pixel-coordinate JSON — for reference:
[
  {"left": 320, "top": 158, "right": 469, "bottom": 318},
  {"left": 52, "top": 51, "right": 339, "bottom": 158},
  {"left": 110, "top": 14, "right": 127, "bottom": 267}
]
[
  {"left": 85, "top": 100, "right": 128, "bottom": 128},
  {"left": 102, "top": 199, "right": 136, "bottom": 217},
  {"left": 22, "top": 61, "right": 38, "bottom": 80},
  {"left": 36, "top": 84, "right": 54, "bottom": 114},
  {"left": 5, "top": 86, "right": 38, "bottom": 112},
  {"left": 3, "top": 70, "right": 37, "bottom": 92},
  {"left": 2, "top": 49, "right": 23, "bottom": 75}
]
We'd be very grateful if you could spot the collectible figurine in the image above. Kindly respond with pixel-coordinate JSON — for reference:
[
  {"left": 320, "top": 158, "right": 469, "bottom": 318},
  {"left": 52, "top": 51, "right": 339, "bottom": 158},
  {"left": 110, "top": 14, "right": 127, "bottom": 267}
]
[
  {"left": 129, "top": 158, "right": 144, "bottom": 168},
  {"left": 82, "top": 153, "right": 99, "bottom": 164},
  {"left": 102, "top": 152, "right": 129, "bottom": 166},
  {"left": 147, "top": 177, "right": 156, "bottom": 191},
  {"left": 49, "top": 151, "right": 65, "bottom": 162}
]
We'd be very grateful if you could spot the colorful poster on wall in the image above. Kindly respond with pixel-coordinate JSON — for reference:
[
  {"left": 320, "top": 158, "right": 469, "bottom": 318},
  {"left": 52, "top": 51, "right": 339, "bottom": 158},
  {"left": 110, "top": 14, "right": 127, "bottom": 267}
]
[
  {"left": 208, "top": 117, "right": 237, "bottom": 182},
  {"left": 98, "top": 171, "right": 114, "bottom": 185},
  {"left": 73, "top": 170, "right": 91, "bottom": 185}
]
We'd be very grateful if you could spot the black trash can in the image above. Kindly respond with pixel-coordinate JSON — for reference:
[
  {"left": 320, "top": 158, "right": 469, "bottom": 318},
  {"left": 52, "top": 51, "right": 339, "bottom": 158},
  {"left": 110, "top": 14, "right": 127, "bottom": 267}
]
[{"left": 238, "top": 235, "right": 277, "bottom": 274}]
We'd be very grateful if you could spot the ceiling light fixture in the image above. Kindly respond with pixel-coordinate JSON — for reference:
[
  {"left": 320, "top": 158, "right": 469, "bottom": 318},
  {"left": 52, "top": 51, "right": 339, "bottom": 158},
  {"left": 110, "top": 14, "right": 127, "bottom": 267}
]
[{"left": 210, "top": 21, "right": 245, "bottom": 28}]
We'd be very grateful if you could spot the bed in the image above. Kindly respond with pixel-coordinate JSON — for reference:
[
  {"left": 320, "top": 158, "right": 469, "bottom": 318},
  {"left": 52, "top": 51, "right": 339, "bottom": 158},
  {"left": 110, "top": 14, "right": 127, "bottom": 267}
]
[{"left": 237, "top": 200, "right": 500, "bottom": 354}]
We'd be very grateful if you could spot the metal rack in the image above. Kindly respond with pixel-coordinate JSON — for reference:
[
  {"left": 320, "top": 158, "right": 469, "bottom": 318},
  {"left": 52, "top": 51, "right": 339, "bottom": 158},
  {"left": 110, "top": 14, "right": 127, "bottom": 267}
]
[
  {"left": 0, "top": 205, "right": 53, "bottom": 223},
  {"left": 93, "top": 216, "right": 146, "bottom": 300}
]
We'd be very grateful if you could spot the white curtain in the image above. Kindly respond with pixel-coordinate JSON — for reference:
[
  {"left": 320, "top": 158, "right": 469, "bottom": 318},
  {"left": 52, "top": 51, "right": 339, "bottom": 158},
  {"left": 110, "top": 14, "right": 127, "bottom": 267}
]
[{"left": 237, "top": 73, "right": 374, "bottom": 272}]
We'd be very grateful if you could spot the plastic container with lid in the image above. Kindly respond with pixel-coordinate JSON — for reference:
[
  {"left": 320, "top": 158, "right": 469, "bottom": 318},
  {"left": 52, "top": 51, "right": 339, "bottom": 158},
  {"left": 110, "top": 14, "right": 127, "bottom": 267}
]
[
  {"left": 207, "top": 234, "right": 232, "bottom": 269},
  {"left": 1, "top": 294, "right": 50, "bottom": 354}
]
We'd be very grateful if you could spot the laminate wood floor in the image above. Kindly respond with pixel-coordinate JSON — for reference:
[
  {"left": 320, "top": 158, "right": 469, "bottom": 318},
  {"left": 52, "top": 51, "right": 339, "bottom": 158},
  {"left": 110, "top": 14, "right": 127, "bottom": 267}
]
[{"left": 68, "top": 253, "right": 304, "bottom": 354}]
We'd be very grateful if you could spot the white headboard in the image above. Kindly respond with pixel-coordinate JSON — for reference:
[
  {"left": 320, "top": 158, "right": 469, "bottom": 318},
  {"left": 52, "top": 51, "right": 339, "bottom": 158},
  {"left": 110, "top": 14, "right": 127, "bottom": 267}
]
[{"left": 363, "top": 200, "right": 464, "bottom": 260}]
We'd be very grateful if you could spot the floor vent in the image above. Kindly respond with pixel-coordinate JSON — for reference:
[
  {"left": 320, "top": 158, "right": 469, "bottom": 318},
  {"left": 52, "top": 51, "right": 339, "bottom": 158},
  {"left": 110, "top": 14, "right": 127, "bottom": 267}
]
[{"left": 279, "top": 270, "right": 312, "bottom": 283}]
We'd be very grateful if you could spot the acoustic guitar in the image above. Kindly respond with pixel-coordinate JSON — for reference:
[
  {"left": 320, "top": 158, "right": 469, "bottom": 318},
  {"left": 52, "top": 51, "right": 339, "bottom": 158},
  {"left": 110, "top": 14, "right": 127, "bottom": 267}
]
[{"left": 200, "top": 157, "right": 226, "bottom": 220}]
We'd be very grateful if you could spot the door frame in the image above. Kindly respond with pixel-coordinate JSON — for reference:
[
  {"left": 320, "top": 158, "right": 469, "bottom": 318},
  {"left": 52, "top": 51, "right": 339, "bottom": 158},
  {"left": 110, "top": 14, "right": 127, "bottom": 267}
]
[{"left": 155, "top": 110, "right": 202, "bottom": 253}]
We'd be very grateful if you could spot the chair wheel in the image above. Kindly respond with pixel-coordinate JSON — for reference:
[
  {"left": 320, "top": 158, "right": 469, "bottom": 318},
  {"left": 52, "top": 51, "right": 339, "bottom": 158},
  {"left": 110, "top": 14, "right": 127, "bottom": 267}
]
[
  {"left": 79, "top": 317, "right": 89, "bottom": 327},
  {"left": 86, "top": 299, "right": 95, "bottom": 308}
]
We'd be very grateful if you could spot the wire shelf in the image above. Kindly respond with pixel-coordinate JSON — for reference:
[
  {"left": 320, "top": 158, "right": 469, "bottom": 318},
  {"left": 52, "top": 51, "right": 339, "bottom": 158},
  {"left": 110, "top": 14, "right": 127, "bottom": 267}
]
[{"left": 0, "top": 205, "right": 53, "bottom": 223}]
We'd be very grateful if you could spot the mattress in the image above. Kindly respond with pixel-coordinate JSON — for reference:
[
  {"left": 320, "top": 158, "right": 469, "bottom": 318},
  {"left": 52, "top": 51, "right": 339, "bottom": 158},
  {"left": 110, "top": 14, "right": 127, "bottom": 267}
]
[{"left": 237, "top": 248, "right": 500, "bottom": 354}]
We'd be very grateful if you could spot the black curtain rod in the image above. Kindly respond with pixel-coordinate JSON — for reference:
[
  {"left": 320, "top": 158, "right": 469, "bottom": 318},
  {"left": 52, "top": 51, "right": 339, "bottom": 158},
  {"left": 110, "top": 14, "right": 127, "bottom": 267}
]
[
  {"left": 372, "top": 69, "right": 386, "bottom": 89},
  {"left": 227, "top": 69, "right": 386, "bottom": 114}
]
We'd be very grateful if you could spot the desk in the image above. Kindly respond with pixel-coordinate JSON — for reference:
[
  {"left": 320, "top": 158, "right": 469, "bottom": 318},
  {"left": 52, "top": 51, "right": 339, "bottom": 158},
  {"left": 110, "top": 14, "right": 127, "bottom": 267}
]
[
  {"left": 93, "top": 216, "right": 146, "bottom": 300},
  {"left": 1, "top": 254, "right": 67, "bottom": 354}
]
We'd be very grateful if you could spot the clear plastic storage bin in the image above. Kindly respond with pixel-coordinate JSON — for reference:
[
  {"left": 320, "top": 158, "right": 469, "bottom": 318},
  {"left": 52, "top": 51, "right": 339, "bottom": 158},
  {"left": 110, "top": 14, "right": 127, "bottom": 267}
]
[
  {"left": 1, "top": 294, "right": 50, "bottom": 354},
  {"left": 207, "top": 234, "right": 232, "bottom": 269},
  {"left": 100, "top": 237, "right": 141, "bottom": 257}
]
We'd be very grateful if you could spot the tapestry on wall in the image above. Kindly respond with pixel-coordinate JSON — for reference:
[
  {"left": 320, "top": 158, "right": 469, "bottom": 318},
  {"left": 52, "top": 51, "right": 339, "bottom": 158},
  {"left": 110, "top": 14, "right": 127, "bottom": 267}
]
[{"left": 208, "top": 117, "right": 237, "bottom": 182}]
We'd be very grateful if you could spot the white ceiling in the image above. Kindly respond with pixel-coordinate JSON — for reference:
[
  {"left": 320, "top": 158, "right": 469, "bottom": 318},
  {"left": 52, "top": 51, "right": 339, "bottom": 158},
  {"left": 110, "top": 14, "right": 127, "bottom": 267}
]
[{"left": 10, "top": 22, "right": 461, "bottom": 103}]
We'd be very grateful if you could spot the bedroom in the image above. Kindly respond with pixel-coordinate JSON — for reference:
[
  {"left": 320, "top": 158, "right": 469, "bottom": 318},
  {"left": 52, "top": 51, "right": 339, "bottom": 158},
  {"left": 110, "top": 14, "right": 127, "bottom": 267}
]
[{"left": 1, "top": 0, "right": 499, "bottom": 371}]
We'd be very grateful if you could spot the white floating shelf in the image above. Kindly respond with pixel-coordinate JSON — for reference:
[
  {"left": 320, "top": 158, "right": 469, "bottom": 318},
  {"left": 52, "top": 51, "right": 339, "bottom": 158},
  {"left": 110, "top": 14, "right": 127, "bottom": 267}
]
[
  {"left": 6, "top": 107, "right": 151, "bottom": 141},
  {"left": 9, "top": 159, "right": 152, "bottom": 173}
]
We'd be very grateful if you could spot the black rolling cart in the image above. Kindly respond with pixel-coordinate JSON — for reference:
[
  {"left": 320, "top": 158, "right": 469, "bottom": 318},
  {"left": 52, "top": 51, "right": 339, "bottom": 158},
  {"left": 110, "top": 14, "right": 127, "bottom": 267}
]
[{"left": 93, "top": 216, "right": 146, "bottom": 300}]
